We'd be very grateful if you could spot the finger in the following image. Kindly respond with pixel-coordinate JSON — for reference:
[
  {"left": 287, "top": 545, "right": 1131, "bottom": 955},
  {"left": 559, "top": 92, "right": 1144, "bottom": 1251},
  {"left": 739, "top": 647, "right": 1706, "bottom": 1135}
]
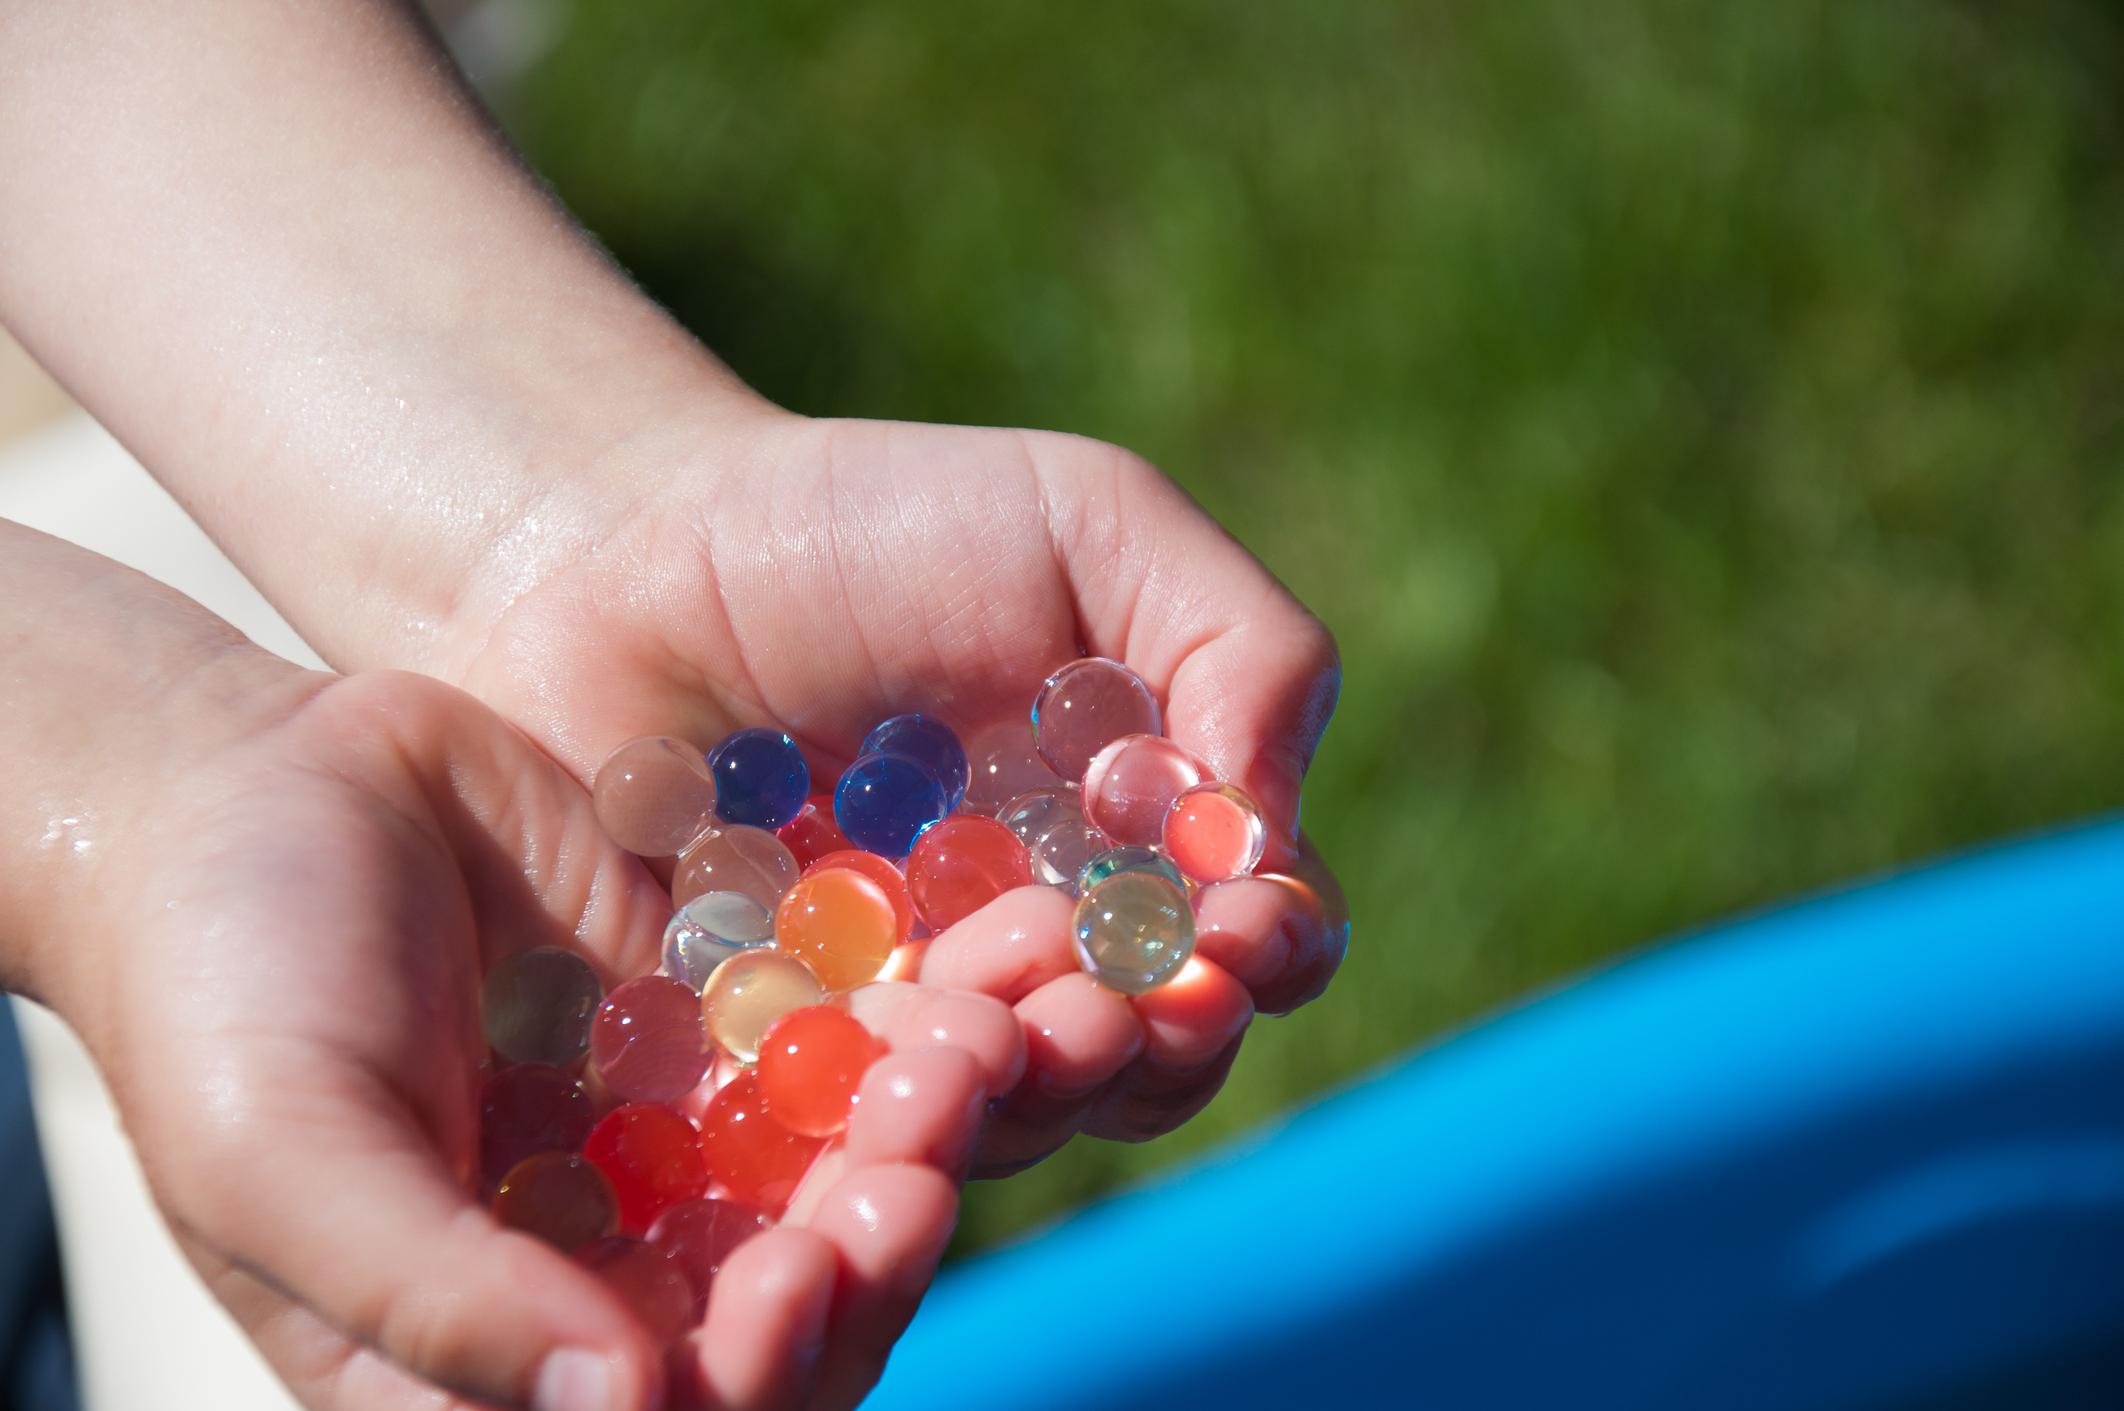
[
  {"left": 915, "top": 885, "right": 1077, "bottom": 1002},
  {"left": 159, "top": 1103, "right": 660, "bottom": 1411},
  {"left": 1194, "top": 846, "right": 1349, "bottom": 1015},
  {"left": 1083, "top": 1033, "right": 1247, "bottom": 1144},
  {"left": 1013, "top": 972, "right": 1143, "bottom": 1096},
  {"left": 800, "top": 1164, "right": 961, "bottom": 1411},
  {"left": 969, "top": 1082, "right": 1100, "bottom": 1178},
  {"left": 1045, "top": 440, "right": 1340, "bottom": 843},
  {"left": 839, "top": 1045, "right": 988, "bottom": 1175},
  {"left": 1132, "top": 955, "right": 1254, "bottom": 1070},
  {"left": 683, "top": 1228, "right": 837, "bottom": 1411},
  {"left": 843, "top": 981, "right": 1026, "bottom": 1096}
]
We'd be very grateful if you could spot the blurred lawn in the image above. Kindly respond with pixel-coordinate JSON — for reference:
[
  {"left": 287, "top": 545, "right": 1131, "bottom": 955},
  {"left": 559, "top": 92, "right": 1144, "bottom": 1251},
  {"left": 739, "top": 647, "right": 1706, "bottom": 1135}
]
[{"left": 500, "top": 0, "right": 2124, "bottom": 1252}]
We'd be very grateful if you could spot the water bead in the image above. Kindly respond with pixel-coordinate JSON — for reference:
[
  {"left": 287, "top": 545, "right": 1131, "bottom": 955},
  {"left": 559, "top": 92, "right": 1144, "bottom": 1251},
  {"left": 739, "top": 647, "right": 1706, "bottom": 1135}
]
[
  {"left": 1030, "top": 815, "right": 1110, "bottom": 893},
  {"left": 1031, "top": 657, "right": 1162, "bottom": 780},
  {"left": 774, "top": 868, "right": 899, "bottom": 991},
  {"left": 578, "top": 1236, "right": 697, "bottom": 1344},
  {"left": 997, "top": 784, "right": 1084, "bottom": 848},
  {"left": 1081, "top": 734, "right": 1205, "bottom": 845},
  {"left": 1078, "top": 843, "right": 1192, "bottom": 898},
  {"left": 776, "top": 793, "right": 852, "bottom": 869},
  {"left": 701, "top": 950, "right": 828, "bottom": 1064},
  {"left": 1071, "top": 872, "right": 1196, "bottom": 995},
  {"left": 590, "top": 977, "right": 712, "bottom": 1104},
  {"left": 647, "top": 1198, "right": 772, "bottom": 1318},
  {"left": 698, "top": 1071, "right": 827, "bottom": 1212},
  {"left": 672, "top": 825, "right": 801, "bottom": 909},
  {"left": 493, "top": 1152, "right": 618, "bottom": 1252},
  {"left": 756, "top": 1005, "right": 883, "bottom": 1138},
  {"left": 861, "top": 713, "right": 971, "bottom": 811},
  {"left": 479, "top": 1064, "right": 594, "bottom": 1186},
  {"left": 706, "top": 727, "right": 810, "bottom": 831},
  {"left": 907, "top": 816, "right": 1032, "bottom": 931},
  {"left": 583, "top": 1104, "right": 709, "bottom": 1233},
  {"left": 481, "top": 947, "right": 603, "bottom": 1068},
  {"left": 834, "top": 751, "right": 950, "bottom": 857},
  {"left": 1164, "top": 781, "right": 1268, "bottom": 883},
  {"left": 963, "top": 717, "right": 1060, "bottom": 816},
  {"left": 593, "top": 736, "right": 716, "bottom": 857},
  {"left": 804, "top": 850, "right": 915, "bottom": 943},
  {"left": 662, "top": 891, "right": 775, "bottom": 992}
]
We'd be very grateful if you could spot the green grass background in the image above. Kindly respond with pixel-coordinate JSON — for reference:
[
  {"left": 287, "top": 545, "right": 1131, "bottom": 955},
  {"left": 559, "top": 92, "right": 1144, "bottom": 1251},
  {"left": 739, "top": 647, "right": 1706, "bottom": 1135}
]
[{"left": 499, "top": 0, "right": 2124, "bottom": 1252}]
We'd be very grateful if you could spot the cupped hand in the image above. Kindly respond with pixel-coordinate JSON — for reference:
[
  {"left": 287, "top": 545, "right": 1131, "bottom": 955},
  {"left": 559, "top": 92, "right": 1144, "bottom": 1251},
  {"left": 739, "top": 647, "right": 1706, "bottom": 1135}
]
[
  {"left": 440, "top": 411, "right": 1350, "bottom": 1173},
  {"left": 67, "top": 667, "right": 1008, "bottom": 1411}
]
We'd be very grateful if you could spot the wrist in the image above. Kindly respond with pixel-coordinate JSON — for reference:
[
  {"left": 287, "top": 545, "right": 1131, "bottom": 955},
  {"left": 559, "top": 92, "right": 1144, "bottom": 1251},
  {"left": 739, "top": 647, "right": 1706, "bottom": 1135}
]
[{"left": 0, "top": 523, "right": 322, "bottom": 1014}]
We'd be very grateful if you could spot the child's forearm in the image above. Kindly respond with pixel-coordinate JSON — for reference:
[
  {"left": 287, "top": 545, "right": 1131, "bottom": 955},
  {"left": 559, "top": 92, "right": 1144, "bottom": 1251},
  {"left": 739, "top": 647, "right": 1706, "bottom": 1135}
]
[
  {"left": 0, "top": 0, "right": 761, "bottom": 677},
  {"left": 0, "top": 517, "right": 307, "bottom": 1006}
]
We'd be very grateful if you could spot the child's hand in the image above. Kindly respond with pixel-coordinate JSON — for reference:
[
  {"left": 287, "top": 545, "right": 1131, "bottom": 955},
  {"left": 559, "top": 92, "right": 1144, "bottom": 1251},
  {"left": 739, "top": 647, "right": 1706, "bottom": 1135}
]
[
  {"left": 435, "top": 411, "right": 1349, "bottom": 1174},
  {"left": 58, "top": 666, "right": 1008, "bottom": 1411}
]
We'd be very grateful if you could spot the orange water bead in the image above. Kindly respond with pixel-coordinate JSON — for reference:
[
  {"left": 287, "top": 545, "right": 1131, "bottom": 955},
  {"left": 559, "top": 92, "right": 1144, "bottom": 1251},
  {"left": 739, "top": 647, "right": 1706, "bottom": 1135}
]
[
  {"left": 774, "top": 868, "right": 899, "bottom": 991},
  {"left": 493, "top": 1152, "right": 618, "bottom": 1253},
  {"left": 805, "top": 849, "right": 915, "bottom": 942},
  {"left": 777, "top": 794, "right": 853, "bottom": 869},
  {"left": 582, "top": 1103, "right": 708, "bottom": 1233},
  {"left": 756, "top": 1005, "right": 883, "bottom": 1138},
  {"left": 905, "top": 815, "right": 1033, "bottom": 932},
  {"left": 698, "top": 1071, "right": 827, "bottom": 1212},
  {"left": 1163, "top": 781, "right": 1268, "bottom": 883},
  {"left": 578, "top": 1235, "right": 697, "bottom": 1344}
]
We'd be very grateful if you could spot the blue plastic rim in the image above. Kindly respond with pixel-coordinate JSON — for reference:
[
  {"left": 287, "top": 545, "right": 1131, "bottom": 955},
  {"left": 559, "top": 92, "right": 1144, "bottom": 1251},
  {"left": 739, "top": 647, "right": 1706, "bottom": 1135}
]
[{"left": 868, "top": 816, "right": 2124, "bottom": 1410}]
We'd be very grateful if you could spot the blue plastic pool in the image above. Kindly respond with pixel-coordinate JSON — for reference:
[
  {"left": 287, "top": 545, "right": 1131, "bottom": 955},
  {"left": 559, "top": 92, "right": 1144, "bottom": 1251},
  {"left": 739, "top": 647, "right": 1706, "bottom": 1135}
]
[{"left": 868, "top": 817, "right": 2124, "bottom": 1408}]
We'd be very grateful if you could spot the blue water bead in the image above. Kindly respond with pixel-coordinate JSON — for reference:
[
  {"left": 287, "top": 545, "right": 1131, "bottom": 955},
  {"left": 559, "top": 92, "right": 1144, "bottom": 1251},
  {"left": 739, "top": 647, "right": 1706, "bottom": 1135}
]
[
  {"left": 706, "top": 728, "right": 810, "bottom": 830},
  {"left": 835, "top": 751, "right": 950, "bottom": 857},
  {"left": 860, "top": 713, "right": 970, "bottom": 812}
]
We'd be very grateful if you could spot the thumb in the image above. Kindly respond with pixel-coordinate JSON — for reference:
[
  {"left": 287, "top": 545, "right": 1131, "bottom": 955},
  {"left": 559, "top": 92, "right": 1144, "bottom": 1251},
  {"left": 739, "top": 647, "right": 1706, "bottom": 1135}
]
[
  {"left": 1052, "top": 438, "right": 1340, "bottom": 844},
  {"left": 153, "top": 1089, "right": 663, "bottom": 1411}
]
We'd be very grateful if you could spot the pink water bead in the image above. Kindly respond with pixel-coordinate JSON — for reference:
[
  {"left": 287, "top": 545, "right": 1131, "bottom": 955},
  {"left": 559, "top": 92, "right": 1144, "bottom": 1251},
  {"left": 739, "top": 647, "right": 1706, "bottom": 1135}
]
[
  {"left": 592, "top": 736, "right": 716, "bottom": 857},
  {"left": 673, "top": 825, "right": 801, "bottom": 909},
  {"left": 1081, "top": 734, "right": 1205, "bottom": 845},
  {"left": 1031, "top": 658, "right": 1162, "bottom": 780},
  {"left": 591, "top": 977, "right": 711, "bottom": 1104},
  {"left": 962, "top": 718, "right": 1061, "bottom": 815},
  {"left": 647, "top": 1198, "right": 772, "bottom": 1319},
  {"left": 1163, "top": 781, "right": 1268, "bottom": 883}
]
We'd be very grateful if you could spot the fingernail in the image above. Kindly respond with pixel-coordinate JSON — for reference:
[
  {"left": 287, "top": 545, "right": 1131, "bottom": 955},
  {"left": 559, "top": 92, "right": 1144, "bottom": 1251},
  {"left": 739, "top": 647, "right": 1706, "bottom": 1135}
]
[{"left": 534, "top": 1347, "right": 617, "bottom": 1411}]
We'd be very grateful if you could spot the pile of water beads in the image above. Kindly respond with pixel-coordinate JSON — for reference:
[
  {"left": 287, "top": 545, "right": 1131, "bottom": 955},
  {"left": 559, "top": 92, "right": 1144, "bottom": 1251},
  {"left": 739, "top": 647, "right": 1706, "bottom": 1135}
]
[{"left": 477, "top": 657, "right": 1268, "bottom": 1342}]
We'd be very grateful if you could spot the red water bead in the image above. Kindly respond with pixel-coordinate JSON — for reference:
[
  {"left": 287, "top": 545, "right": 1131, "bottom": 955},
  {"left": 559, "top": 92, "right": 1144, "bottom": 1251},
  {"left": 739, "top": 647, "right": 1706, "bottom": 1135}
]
[
  {"left": 583, "top": 1104, "right": 708, "bottom": 1233},
  {"left": 647, "top": 1197, "right": 772, "bottom": 1319},
  {"left": 1081, "top": 734, "right": 1205, "bottom": 845},
  {"left": 480, "top": 1064, "right": 594, "bottom": 1187},
  {"left": 698, "top": 1071, "right": 826, "bottom": 1211},
  {"left": 803, "top": 850, "right": 915, "bottom": 944},
  {"left": 578, "top": 1236, "right": 697, "bottom": 1344},
  {"left": 756, "top": 1005, "right": 883, "bottom": 1138},
  {"left": 591, "top": 976, "right": 711, "bottom": 1104},
  {"left": 777, "top": 794, "right": 853, "bottom": 869},
  {"left": 905, "top": 816, "right": 1033, "bottom": 932}
]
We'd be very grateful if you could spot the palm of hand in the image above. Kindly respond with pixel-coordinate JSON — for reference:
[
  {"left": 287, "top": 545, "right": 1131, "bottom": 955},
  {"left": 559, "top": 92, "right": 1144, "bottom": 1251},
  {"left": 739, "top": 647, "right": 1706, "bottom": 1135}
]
[
  {"left": 95, "top": 671, "right": 999, "bottom": 1411},
  {"left": 452, "top": 413, "right": 1350, "bottom": 1172}
]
